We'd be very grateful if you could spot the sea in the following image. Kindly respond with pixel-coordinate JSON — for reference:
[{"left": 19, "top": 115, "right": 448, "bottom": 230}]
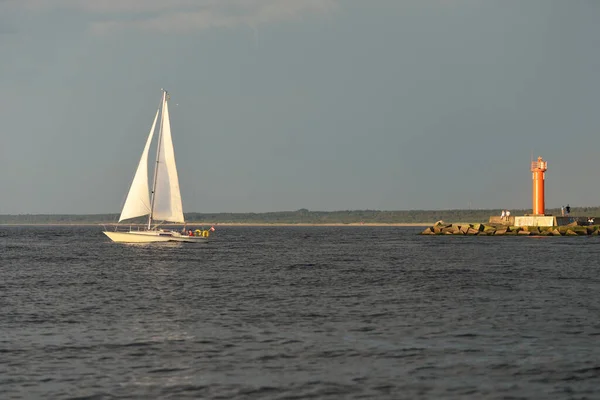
[{"left": 1, "top": 225, "right": 599, "bottom": 399}]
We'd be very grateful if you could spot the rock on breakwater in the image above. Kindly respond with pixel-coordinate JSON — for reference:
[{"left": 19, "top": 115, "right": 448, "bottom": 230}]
[{"left": 420, "top": 221, "right": 600, "bottom": 236}]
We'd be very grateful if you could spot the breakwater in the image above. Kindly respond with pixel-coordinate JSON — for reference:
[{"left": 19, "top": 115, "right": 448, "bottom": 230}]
[{"left": 421, "top": 221, "right": 600, "bottom": 236}]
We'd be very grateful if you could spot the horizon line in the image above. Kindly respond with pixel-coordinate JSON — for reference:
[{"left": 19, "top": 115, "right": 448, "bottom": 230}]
[{"left": 0, "top": 206, "right": 595, "bottom": 216}]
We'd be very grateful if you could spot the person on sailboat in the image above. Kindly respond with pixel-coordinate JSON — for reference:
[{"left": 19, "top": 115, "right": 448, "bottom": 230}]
[{"left": 188, "top": 230, "right": 194, "bottom": 236}]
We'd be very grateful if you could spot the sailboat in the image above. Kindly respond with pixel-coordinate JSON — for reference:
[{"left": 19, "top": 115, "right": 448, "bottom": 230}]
[{"left": 103, "top": 89, "right": 209, "bottom": 243}]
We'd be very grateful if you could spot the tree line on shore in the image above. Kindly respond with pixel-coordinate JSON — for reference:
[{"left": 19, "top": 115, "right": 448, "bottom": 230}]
[{"left": 1, "top": 207, "right": 599, "bottom": 224}]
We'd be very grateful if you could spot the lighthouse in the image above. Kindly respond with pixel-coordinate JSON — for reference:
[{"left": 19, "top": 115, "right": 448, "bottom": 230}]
[
  {"left": 531, "top": 156, "right": 547, "bottom": 215},
  {"left": 483, "top": 154, "right": 597, "bottom": 228}
]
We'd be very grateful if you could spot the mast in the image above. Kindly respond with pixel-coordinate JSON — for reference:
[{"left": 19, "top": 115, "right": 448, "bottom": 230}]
[{"left": 148, "top": 89, "right": 167, "bottom": 230}]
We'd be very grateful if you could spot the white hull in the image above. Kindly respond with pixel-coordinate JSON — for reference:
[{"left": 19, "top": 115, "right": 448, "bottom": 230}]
[{"left": 103, "top": 230, "right": 208, "bottom": 243}]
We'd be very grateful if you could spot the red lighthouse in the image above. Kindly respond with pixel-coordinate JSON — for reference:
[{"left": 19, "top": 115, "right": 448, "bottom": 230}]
[{"left": 531, "top": 156, "right": 547, "bottom": 215}]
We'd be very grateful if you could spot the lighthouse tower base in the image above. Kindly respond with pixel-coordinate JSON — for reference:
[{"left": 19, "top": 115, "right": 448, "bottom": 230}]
[
  {"left": 489, "top": 215, "right": 598, "bottom": 227},
  {"left": 513, "top": 215, "right": 556, "bottom": 227}
]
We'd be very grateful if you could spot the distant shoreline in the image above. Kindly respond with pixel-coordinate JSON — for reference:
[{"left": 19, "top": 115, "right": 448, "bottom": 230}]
[
  {"left": 0, "top": 222, "right": 435, "bottom": 227},
  {"left": 2, "top": 208, "right": 594, "bottom": 227}
]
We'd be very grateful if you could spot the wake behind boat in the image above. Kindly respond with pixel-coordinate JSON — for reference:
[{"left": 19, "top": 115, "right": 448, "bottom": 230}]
[{"left": 103, "top": 89, "right": 210, "bottom": 243}]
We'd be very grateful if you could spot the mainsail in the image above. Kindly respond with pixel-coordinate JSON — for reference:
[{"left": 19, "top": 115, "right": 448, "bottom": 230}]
[
  {"left": 151, "top": 97, "right": 185, "bottom": 223},
  {"left": 118, "top": 109, "right": 159, "bottom": 222}
]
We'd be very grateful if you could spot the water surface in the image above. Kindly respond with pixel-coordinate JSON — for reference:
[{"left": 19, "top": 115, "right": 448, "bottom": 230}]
[{"left": 1, "top": 226, "right": 599, "bottom": 399}]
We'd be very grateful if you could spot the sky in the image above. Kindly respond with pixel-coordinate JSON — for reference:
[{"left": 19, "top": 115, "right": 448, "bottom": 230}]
[{"left": 0, "top": 0, "right": 599, "bottom": 214}]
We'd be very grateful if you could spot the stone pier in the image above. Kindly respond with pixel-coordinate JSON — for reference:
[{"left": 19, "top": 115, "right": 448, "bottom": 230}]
[{"left": 421, "top": 219, "right": 600, "bottom": 236}]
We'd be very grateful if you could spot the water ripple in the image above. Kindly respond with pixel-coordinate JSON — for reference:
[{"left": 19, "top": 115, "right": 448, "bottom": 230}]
[{"left": 1, "top": 225, "right": 600, "bottom": 399}]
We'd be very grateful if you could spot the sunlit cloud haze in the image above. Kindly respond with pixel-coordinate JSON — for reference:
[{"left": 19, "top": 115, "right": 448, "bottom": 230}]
[
  {"left": 0, "top": 0, "right": 599, "bottom": 214},
  {"left": 7, "top": 0, "right": 338, "bottom": 34}
]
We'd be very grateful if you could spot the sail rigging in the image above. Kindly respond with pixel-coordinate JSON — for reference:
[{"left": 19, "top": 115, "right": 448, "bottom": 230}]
[{"left": 119, "top": 90, "right": 184, "bottom": 224}]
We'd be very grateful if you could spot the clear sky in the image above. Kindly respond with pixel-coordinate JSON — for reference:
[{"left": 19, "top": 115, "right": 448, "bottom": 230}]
[{"left": 1, "top": 0, "right": 599, "bottom": 214}]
